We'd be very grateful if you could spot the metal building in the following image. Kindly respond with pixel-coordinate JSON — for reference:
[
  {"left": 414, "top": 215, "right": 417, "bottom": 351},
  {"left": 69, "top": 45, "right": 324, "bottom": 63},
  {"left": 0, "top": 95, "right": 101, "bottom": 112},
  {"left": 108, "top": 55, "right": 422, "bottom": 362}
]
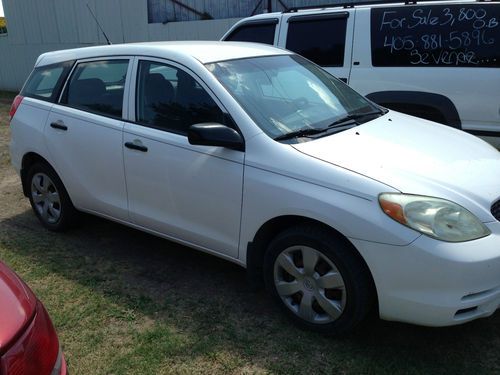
[
  {"left": 0, "top": 0, "right": 361, "bottom": 91},
  {"left": 0, "top": 0, "right": 244, "bottom": 91}
]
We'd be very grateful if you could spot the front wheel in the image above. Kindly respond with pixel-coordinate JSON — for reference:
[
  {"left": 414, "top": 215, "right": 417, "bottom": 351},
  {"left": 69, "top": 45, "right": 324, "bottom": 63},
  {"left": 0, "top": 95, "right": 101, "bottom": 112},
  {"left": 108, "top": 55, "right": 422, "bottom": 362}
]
[{"left": 264, "top": 225, "right": 375, "bottom": 335}]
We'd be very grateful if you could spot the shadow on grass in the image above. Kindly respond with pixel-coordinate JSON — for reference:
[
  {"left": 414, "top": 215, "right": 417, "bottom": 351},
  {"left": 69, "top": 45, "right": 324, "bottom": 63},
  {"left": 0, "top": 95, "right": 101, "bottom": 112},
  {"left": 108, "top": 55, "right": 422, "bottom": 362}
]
[
  {"left": 1, "top": 209, "right": 499, "bottom": 374},
  {"left": 0, "top": 92, "right": 16, "bottom": 105}
]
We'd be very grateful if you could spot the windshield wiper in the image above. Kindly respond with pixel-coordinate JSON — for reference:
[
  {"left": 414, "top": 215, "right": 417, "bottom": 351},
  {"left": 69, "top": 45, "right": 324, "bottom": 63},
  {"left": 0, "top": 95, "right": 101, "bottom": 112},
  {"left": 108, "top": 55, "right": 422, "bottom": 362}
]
[
  {"left": 328, "top": 110, "right": 385, "bottom": 128},
  {"left": 274, "top": 127, "right": 329, "bottom": 141},
  {"left": 327, "top": 116, "right": 358, "bottom": 128},
  {"left": 274, "top": 110, "right": 385, "bottom": 142}
]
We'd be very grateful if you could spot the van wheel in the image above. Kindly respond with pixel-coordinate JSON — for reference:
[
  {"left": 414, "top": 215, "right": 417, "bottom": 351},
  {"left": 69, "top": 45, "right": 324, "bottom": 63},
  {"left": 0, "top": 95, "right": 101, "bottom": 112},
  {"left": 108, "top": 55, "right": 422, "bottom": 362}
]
[
  {"left": 27, "top": 162, "right": 78, "bottom": 231},
  {"left": 385, "top": 103, "right": 448, "bottom": 126},
  {"left": 264, "top": 225, "right": 374, "bottom": 335}
]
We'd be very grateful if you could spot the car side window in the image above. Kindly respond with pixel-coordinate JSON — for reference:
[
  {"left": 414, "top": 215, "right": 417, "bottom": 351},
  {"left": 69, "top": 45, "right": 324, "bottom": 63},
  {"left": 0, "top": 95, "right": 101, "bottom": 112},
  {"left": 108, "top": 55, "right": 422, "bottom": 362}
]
[
  {"left": 136, "top": 60, "right": 226, "bottom": 135},
  {"left": 225, "top": 21, "right": 277, "bottom": 45},
  {"left": 22, "top": 61, "right": 74, "bottom": 103},
  {"left": 286, "top": 15, "right": 348, "bottom": 67},
  {"left": 62, "top": 60, "right": 129, "bottom": 118}
]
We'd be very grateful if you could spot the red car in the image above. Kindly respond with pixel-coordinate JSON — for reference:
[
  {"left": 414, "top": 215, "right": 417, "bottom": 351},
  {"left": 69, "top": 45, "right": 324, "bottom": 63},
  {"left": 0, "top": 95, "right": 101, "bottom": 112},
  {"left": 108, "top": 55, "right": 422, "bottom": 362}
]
[{"left": 0, "top": 261, "right": 66, "bottom": 374}]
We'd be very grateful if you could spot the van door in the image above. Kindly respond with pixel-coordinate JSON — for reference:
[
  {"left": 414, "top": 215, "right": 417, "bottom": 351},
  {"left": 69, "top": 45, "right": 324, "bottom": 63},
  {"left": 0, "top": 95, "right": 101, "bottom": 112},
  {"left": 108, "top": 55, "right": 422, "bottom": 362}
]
[
  {"left": 350, "top": 4, "right": 500, "bottom": 147},
  {"left": 278, "top": 9, "right": 355, "bottom": 83},
  {"left": 44, "top": 58, "right": 132, "bottom": 220}
]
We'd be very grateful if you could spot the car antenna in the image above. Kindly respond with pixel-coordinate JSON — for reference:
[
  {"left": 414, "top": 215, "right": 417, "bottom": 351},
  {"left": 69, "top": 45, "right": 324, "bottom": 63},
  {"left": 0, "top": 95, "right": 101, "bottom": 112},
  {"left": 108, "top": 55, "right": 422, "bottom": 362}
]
[{"left": 86, "top": 3, "right": 112, "bottom": 45}]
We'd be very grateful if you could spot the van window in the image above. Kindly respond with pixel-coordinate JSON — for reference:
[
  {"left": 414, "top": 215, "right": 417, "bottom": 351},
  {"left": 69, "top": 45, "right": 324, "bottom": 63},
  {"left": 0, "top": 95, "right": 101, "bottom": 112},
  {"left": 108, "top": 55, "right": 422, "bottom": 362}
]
[
  {"left": 225, "top": 21, "right": 277, "bottom": 45},
  {"left": 62, "top": 60, "right": 129, "bottom": 118},
  {"left": 286, "top": 15, "right": 348, "bottom": 67},
  {"left": 371, "top": 4, "right": 500, "bottom": 67},
  {"left": 22, "top": 62, "right": 73, "bottom": 103}
]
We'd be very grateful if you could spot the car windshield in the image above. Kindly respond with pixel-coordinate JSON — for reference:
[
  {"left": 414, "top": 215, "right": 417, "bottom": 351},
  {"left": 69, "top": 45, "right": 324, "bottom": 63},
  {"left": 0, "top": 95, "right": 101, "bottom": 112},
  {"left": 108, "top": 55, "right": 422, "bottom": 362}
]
[{"left": 206, "top": 55, "right": 382, "bottom": 142}]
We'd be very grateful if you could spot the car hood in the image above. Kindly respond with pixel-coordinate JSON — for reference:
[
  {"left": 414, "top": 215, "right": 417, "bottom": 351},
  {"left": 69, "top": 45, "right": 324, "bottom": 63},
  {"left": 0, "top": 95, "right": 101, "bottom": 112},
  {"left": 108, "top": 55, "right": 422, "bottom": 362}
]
[
  {"left": 292, "top": 111, "right": 500, "bottom": 222},
  {"left": 0, "top": 261, "right": 37, "bottom": 353}
]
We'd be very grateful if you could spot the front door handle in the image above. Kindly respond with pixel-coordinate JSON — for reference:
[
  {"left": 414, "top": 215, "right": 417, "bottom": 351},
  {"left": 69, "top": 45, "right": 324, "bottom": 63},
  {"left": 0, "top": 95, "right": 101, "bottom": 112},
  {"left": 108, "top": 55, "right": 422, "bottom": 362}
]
[
  {"left": 50, "top": 121, "right": 68, "bottom": 131},
  {"left": 124, "top": 141, "right": 148, "bottom": 152},
  {"left": 338, "top": 77, "right": 348, "bottom": 83}
]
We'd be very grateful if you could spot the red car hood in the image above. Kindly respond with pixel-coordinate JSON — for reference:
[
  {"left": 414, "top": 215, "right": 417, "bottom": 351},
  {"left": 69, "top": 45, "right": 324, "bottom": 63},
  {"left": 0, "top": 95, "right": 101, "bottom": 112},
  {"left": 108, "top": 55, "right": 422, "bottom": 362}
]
[{"left": 0, "top": 261, "right": 36, "bottom": 353}]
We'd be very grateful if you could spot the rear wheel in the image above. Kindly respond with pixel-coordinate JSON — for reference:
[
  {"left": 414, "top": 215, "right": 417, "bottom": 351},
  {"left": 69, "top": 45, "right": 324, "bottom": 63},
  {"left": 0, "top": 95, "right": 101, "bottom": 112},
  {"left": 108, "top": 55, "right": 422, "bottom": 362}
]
[
  {"left": 264, "top": 225, "right": 374, "bottom": 335},
  {"left": 27, "top": 162, "right": 78, "bottom": 231}
]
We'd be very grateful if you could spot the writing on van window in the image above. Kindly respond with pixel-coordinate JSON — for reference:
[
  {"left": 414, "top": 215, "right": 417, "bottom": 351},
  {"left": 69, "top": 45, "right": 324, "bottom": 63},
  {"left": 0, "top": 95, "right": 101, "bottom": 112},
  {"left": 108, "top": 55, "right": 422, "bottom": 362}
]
[{"left": 371, "top": 5, "right": 500, "bottom": 67}]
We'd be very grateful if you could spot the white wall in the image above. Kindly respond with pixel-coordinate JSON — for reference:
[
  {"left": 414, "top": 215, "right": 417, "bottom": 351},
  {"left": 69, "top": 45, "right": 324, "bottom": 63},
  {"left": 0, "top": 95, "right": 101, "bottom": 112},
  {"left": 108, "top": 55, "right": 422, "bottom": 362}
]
[{"left": 0, "top": 0, "right": 240, "bottom": 91}]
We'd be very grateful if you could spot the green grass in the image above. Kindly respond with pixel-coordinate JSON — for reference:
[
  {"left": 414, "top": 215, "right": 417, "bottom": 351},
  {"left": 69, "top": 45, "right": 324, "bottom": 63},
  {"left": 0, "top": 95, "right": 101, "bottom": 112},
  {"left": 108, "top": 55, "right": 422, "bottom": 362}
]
[{"left": 1, "top": 102, "right": 500, "bottom": 374}]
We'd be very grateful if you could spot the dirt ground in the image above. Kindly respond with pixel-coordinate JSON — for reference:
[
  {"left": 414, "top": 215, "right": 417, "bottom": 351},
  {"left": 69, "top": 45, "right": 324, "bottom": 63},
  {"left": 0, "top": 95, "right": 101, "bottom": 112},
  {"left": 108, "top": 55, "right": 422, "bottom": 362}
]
[{"left": 0, "top": 100, "right": 22, "bottom": 217}]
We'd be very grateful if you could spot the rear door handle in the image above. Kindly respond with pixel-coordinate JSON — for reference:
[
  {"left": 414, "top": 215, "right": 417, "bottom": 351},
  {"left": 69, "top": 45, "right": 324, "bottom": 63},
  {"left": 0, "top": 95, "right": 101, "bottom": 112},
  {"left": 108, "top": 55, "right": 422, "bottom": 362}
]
[
  {"left": 50, "top": 121, "right": 68, "bottom": 131},
  {"left": 339, "top": 77, "right": 348, "bottom": 83},
  {"left": 124, "top": 141, "right": 148, "bottom": 152}
]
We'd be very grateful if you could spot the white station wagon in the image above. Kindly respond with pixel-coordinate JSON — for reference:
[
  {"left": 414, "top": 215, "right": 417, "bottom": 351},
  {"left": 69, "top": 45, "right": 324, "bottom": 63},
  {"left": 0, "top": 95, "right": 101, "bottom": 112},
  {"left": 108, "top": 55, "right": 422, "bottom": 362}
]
[{"left": 9, "top": 42, "right": 500, "bottom": 334}]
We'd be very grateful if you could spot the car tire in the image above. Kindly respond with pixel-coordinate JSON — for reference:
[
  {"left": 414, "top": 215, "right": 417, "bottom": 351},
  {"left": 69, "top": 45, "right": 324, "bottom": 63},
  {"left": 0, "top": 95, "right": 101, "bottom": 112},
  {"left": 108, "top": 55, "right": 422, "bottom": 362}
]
[
  {"left": 26, "top": 162, "right": 78, "bottom": 232},
  {"left": 264, "top": 224, "right": 375, "bottom": 335}
]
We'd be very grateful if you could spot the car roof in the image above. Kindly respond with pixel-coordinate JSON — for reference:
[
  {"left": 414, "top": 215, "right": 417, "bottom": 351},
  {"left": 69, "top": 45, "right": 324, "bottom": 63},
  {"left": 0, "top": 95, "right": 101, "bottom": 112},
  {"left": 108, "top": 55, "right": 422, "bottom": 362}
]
[{"left": 35, "top": 41, "right": 291, "bottom": 67}]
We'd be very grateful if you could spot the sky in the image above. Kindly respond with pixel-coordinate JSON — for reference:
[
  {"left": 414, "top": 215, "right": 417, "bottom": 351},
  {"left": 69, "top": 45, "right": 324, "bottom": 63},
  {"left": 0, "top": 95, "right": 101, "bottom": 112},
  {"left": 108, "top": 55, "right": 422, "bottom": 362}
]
[{"left": 0, "top": 0, "right": 4, "bottom": 17}]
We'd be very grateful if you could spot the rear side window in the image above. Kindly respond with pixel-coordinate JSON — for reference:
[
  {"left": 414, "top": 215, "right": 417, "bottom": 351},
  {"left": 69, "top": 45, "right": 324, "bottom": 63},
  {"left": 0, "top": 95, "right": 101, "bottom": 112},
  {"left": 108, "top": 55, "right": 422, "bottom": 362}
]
[
  {"left": 286, "top": 14, "right": 348, "bottom": 67},
  {"left": 371, "top": 4, "right": 500, "bottom": 67},
  {"left": 62, "top": 60, "right": 129, "bottom": 118},
  {"left": 225, "top": 21, "right": 277, "bottom": 45},
  {"left": 22, "top": 62, "right": 73, "bottom": 103}
]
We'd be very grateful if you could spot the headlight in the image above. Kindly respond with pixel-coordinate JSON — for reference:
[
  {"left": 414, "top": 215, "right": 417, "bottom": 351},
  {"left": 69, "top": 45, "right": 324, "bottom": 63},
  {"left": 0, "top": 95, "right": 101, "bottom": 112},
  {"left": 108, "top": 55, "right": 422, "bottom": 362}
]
[{"left": 379, "top": 193, "right": 491, "bottom": 242}]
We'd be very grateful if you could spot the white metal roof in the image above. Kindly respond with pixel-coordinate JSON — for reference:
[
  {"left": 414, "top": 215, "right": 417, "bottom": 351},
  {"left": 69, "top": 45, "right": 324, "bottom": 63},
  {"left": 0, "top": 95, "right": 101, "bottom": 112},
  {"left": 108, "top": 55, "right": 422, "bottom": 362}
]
[{"left": 35, "top": 41, "right": 291, "bottom": 67}]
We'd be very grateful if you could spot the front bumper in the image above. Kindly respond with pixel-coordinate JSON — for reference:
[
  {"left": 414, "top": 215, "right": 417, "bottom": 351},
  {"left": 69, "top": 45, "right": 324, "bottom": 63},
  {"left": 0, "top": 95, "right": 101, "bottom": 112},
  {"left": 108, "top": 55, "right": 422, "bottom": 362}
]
[{"left": 350, "top": 221, "right": 500, "bottom": 326}]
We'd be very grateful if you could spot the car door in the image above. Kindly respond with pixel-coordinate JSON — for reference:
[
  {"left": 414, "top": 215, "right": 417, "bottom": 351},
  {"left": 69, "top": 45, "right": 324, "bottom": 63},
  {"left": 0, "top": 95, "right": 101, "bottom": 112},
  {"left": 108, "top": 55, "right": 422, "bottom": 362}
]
[
  {"left": 44, "top": 57, "right": 132, "bottom": 220},
  {"left": 278, "top": 10, "right": 355, "bottom": 83},
  {"left": 123, "top": 58, "right": 244, "bottom": 258}
]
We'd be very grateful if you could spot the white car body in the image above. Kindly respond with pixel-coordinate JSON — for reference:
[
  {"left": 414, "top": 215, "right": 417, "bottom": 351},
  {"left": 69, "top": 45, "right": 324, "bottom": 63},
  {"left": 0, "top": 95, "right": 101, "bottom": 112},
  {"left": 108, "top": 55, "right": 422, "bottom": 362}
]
[{"left": 9, "top": 41, "right": 500, "bottom": 328}]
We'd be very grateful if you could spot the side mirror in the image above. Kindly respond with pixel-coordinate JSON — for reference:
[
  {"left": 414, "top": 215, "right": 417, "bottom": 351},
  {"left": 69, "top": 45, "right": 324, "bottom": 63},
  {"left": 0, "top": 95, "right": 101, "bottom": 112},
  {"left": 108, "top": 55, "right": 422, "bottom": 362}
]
[{"left": 188, "top": 123, "right": 245, "bottom": 152}]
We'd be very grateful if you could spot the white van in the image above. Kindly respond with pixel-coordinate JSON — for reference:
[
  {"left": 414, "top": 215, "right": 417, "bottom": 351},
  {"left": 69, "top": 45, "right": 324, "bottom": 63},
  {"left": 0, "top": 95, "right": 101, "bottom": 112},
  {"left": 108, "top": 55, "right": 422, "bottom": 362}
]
[{"left": 222, "top": 0, "right": 500, "bottom": 147}]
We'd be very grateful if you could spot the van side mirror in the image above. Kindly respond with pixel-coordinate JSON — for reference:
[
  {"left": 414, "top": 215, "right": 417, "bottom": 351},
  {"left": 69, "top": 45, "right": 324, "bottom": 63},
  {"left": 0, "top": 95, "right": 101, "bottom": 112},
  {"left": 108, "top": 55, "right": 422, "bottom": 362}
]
[{"left": 188, "top": 123, "right": 245, "bottom": 152}]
